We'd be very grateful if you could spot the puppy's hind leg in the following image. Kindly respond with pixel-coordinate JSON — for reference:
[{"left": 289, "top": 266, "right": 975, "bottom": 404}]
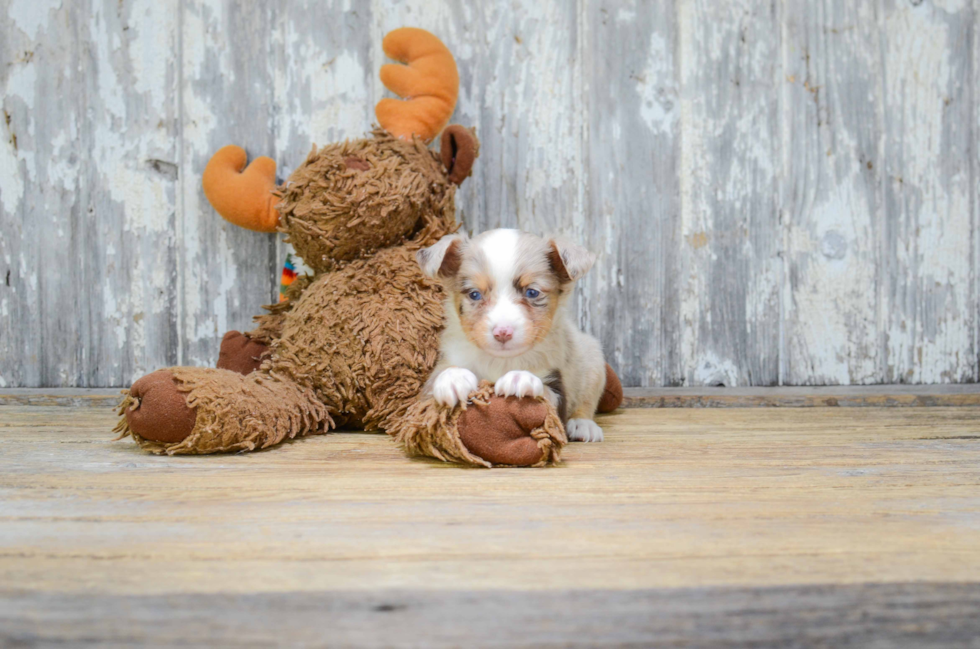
[{"left": 565, "top": 344, "right": 607, "bottom": 443}]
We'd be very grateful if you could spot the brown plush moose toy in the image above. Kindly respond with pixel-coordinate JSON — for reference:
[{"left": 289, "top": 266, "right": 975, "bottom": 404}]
[{"left": 115, "top": 28, "right": 622, "bottom": 467}]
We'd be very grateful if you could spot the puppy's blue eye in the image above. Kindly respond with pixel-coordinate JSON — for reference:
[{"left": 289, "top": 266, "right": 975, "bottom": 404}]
[
  {"left": 524, "top": 288, "right": 540, "bottom": 299},
  {"left": 468, "top": 290, "right": 482, "bottom": 301}
]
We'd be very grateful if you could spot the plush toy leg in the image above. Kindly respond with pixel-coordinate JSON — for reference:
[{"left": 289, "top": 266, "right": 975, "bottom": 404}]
[
  {"left": 390, "top": 383, "right": 566, "bottom": 467},
  {"left": 597, "top": 363, "right": 624, "bottom": 413},
  {"left": 216, "top": 331, "right": 269, "bottom": 375},
  {"left": 213, "top": 276, "right": 311, "bottom": 376},
  {"left": 116, "top": 367, "right": 331, "bottom": 455}
]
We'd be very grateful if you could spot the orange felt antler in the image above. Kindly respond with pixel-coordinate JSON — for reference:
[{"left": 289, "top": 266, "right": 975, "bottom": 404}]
[
  {"left": 202, "top": 145, "right": 280, "bottom": 233},
  {"left": 376, "top": 27, "right": 459, "bottom": 142}
]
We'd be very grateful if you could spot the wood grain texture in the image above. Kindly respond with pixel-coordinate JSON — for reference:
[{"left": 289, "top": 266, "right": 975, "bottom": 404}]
[
  {"left": 584, "top": 1, "right": 680, "bottom": 388},
  {"left": 677, "top": 0, "right": 781, "bottom": 387},
  {"left": 3, "top": 584, "right": 980, "bottom": 647},
  {"left": 620, "top": 382, "right": 980, "bottom": 407},
  {"left": 275, "top": 0, "right": 372, "bottom": 169},
  {"left": 880, "top": 0, "right": 975, "bottom": 383},
  {"left": 1, "top": 0, "right": 977, "bottom": 388},
  {"left": 3, "top": 406, "right": 980, "bottom": 593},
  {"left": 781, "top": 0, "right": 881, "bottom": 385},
  {"left": 2, "top": 405, "right": 980, "bottom": 644},
  {"left": 1, "top": 1, "right": 181, "bottom": 387}
]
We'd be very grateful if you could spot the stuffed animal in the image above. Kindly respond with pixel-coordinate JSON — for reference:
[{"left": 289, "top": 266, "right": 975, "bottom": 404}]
[{"left": 115, "top": 28, "right": 622, "bottom": 467}]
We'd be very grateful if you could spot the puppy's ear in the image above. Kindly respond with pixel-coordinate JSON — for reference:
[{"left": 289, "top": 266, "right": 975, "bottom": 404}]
[
  {"left": 417, "top": 233, "right": 467, "bottom": 279},
  {"left": 548, "top": 237, "right": 596, "bottom": 284}
]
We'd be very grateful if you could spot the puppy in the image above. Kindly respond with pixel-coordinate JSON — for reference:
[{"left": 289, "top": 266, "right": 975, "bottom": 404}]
[{"left": 417, "top": 228, "right": 607, "bottom": 442}]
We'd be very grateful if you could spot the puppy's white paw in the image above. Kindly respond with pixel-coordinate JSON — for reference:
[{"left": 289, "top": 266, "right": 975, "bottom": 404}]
[
  {"left": 494, "top": 370, "right": 545, "bottom": 399},
  {"left": 432, "top": 367, "right": 480, "bottom": 408},
  {"left": 566, "top": 418, "right": 604, "bottom": 443}
]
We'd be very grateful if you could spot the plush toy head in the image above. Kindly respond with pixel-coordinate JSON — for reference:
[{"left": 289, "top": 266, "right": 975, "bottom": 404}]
[
  {"left": 201, "top": 27, "right": 479, "bottom": 272},
  {"left": 276, "top": 131, "right": 452, "bottom": 272}
]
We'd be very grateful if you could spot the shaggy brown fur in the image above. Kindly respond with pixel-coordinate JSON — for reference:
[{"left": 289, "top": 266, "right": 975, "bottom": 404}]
[
  {"left": 116, "top": 128, "right": 570, "bottom": 467},
  {"left": 118, "top": 366, "right": 330, "bottom": 454},
  {"left": 277, "top": 130, "right": 456, "bottom": 271}
]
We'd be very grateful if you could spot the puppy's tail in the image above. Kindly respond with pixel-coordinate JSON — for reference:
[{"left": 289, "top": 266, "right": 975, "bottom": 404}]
[{"left": 597, "top": 364, "right": 623, "bottom": 413}]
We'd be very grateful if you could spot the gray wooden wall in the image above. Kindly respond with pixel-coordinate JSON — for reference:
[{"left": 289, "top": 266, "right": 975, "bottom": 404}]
[{"left": 0, "top": 0, "right": 976, "bottom": 388}]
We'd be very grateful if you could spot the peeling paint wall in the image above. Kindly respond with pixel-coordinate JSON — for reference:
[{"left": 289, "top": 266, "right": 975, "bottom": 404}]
[{"left": 0, "top": 0, "right": 976, "bottom": 387}]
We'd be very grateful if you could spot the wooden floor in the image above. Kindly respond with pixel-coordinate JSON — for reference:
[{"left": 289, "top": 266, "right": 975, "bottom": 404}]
[{"left": 2, "top": 403, "right": 980, "bottom": 647}]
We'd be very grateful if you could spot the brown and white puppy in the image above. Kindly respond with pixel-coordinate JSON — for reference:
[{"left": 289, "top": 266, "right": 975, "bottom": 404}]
[{"left": 417, "top": 228, "right": 607, "bottom": 442}]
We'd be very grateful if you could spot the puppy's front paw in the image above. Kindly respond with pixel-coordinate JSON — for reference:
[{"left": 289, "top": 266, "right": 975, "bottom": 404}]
[
  {"left": 494, "top": 371, "right": 545, "bottom": 399},
  {"left": 432, "top": 367, "right": 480, "bottom": 408},
  {"left": 566, "top": 418, "right": 604, "bottom": 442}
]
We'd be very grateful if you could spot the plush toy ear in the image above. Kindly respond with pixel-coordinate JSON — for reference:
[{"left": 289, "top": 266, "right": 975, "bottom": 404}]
[
  {"left": 440, "top": 125, "right": 480, "bottom": 185},
  {"left": 548, "top": 238, "right": 596, "bottom": 284},
  {"left": 417, "top": 233, "right": 467, "bottom": 278}
]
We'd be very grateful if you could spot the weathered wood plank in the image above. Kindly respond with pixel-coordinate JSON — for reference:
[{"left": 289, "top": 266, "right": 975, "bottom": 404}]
[
  {"left": 178, "top": 0, "right": 281, "bottom": 368},
  {"left": 975, "top": 0, "right": 980, "bottom": 389},
  {"left": 4, "top": 405, "right": 980, "bottom": 642},
  {"left": 3, "top": 583, "right": 980, "bottom": 648},
  {"left": 2, "top": 2, "right": 979, "bottom": 389},
  {"left": 677, "top": 0, "right": 782, "bottom": 386},
  {"left": 880, "top": 0, "right": 976, "bottom": 383},
  {"left": 583, "top": 0, "right": 679, "bottom": 387},
  {"left": 0, "top": 1, "right": 181, "bottom": 387},
  {"left": 621, "top": 383, "right": 980, "bottom": 408},
  {"left": 274, "top": 1, "right": 372, "bottom": 176},
  {"left": 0, "top": 388, "right": 123, "bottom": 408},
  {"left": 781, "top": 1, "right": 881, "bottom": 385},
  {"left": 2, "top": 406, "right": 980, "bottom": 595}
]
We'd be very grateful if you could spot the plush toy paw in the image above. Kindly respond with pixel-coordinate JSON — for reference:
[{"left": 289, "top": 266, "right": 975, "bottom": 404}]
[
  {"left": 433, "top": 367, "right": 479, "bottom": 408},
  {"left": 457, "top": 395, "right": 553, "bottom": 466},
  {"left": 566, "top": 418, "right": 604, "bottom": 443},
  {"left": 125, "top": 370, "right": 197, "bottom": 444},
  {"left": 494, "top": 370, "right": 545, "bottom": 399},
  {"left": 216, "top": 331, "right": 269, "bottom": 375}
]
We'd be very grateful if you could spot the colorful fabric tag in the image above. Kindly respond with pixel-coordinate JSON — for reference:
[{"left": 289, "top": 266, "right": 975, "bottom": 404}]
[
  {"left": 279, "top": 247, "right": 313, "bottom": 302},
  {"left": 279, "top": 254, "right": 299, "bottom": 302}
]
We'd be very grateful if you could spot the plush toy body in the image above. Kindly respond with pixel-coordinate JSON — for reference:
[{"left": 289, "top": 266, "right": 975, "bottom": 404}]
[{"left": 116, "top": 28, "right": 621, "bottom": 466}]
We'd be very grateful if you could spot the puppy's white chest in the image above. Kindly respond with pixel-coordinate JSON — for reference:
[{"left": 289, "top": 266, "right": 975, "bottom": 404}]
[
  {"left": 441, "top": 345, "right": 548, "bottom": 383},
  {"left": 471, "top": 357, "right": 548, "bottom": 384}
]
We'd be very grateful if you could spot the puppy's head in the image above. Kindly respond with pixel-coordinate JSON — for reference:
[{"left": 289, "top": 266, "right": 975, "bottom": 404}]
[{"left": 417, "top": 229, "right": 595, "bottom": 357}]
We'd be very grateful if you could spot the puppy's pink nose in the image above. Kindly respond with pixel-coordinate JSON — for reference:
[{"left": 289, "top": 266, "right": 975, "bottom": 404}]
[{"left": 493, "top": 325, "right": 514, "bottom": 343}]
